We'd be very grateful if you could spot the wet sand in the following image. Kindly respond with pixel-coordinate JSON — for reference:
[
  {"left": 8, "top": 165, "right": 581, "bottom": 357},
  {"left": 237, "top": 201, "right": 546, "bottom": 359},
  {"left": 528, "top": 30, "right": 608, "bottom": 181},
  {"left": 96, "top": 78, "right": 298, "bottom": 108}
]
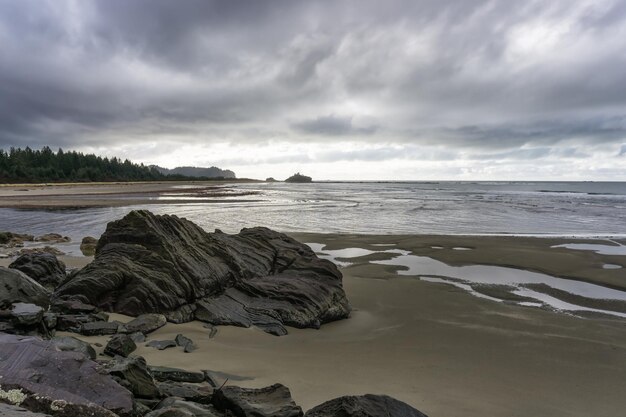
[
  {"left": 6, "top": 233, "right": 623, "bottom": 417},
  {"left": 0, "top": 181, "right": 260, "bottom": 208}
]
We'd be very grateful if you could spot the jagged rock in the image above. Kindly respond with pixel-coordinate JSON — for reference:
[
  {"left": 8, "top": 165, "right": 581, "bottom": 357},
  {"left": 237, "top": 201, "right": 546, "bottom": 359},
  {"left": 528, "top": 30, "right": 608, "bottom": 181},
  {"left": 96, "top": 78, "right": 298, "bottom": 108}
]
[
  {"left": 149, "top": 366, "right": 205, "bottom": 383},
  {"left": 80, "top": 236, "right": 98, "bottom": 256},
  {"left": 157, "top": 382, "right": 213, "bottom": 403},
  {"left": 56, "top": 313, "right": 106, "bottom": 332},
  {"left": 51, "top": 299, "right": 98, "bottom": 314},
  {"left": 147, "top": 399, "right": 221, "bottom": 417},
  {"left": 10, "top": 303, "right": 44, "bottom": 327},
  {"left": 174, "top": 334, "right": 196, "bottom": 352},
  {"left": 146, "top": 339, "right": 177, "bottom": 350},
  {"left": 202, "top": 370, "right": 253, "bottom": 387},
  {"left": 304, "top": 394, "right": 428, "bottom": 417},
  {"left": 8, "top": 253, "right": 66, "bottom": 290},
  {"left": 53, "top": 210, "right": 350, "bottom": 335},
  {"left": 0, "top": 404, "right": 52, "bottom": 417},
  {"left": 104, "top": 334, "right": 137, "bottom": 357},
  {"left": 34, "top": 233, "right": 70, "bottom": 243},
  {"left": 0, "top": 333, "right": 134, "bottom": 417},
  {"left": 79, "top": 321, "right": 120, "bottom": 336},
  {"left": 212, "top": 384, "right": 303, "bottom": 417},
  {"left": 129, "top": 331, "right": 146, "bottom": 343},
  {"left": 125, "top": 313, "right": 167, "bottom": 334},
  {"left": 50, "top": 335, "right": 97, "bottom": 360},
  {"left": 203, "top": 323, "right": 218, "bottom": 338},
  {"left": 0, "top": 267, "right": 50, "bottom": 307},
  {"left": 102, "top": 356, "right": 160, "bottom": 399}
]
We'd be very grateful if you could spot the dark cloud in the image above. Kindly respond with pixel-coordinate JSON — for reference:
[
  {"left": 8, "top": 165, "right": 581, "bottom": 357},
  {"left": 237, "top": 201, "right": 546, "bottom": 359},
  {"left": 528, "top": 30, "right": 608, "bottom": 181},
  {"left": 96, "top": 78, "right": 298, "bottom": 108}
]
[{"left": 0, "top": 0, "right": 625, "bottom": 177}]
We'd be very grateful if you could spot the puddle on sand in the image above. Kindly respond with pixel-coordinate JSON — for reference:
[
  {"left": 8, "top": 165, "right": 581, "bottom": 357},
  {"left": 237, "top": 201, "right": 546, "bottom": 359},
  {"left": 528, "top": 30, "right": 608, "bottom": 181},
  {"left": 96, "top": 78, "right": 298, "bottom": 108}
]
[
  {"left": 552, "top": 243, "right": 626, "bottom": 256},
  {"left": 306, "top": 242, "right": 626, "bottom": 319},
  {"left": 603, "top": 264, "right": 623, "bottom": 270},
  {"left": 452, "top": 247, "right": 473, "bottom": 251}
]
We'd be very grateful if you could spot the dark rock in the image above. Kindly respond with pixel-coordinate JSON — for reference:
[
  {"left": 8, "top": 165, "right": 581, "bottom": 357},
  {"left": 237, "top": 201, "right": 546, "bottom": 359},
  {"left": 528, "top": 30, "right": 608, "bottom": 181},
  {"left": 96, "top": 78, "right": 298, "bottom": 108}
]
[
  {"left": 202, "top": 370, "right": 253, "bottom": 388},
  {"left": 0, "top": 333, "right": 134, "bottom": 417},
  {"left": 42, "top": 312, "right": 57, "bottom": 329},
  {"left": 0, "top": 231, "right": 34, "bottom": 246},
  {"left": 149, "top": 366, "right": 205, "bottom": 383},
  {"left": 55, "top": 313, "right": 105, "bottom": 332},
  {"left": 202, "top": 323, "right": 218, "bottom": 338},
  {"left": 284, "top": 172, "right": 312, "bottom": 183},
  {"left": 11, "top": 246, "right": 65, "bottom": 257},
  {"left": 53, "top": 210, "right": 350, "bottom": 335},
  {"left": 304, "top": 394, "right": 429, "bottom": 417},
  {"left": 51, "top": 299, "right": 98, "bottom": 314},
  {"left": 80, "top": 236, "right": 98, "bottom": 256},
  {"left": 8, "top": 253, "right": 66, "bottom": 290},
  {"left": 79, "top": 321, "right": 120, "bottom": 336},
  {"left": 129, "top": 331, "right": 146, "bottom": 343},
  {"left": 157, "top": 382, "right": 213, "bottom": 403},
  {"left": 125, "top": 313, "right": 167, "bottom": 334},
  {"left": 50, "top": 335, "right": 97, "bottom": 360},
  {"left": 34, "top": 233, "right": 70, "bottom": 243},
  {"left": 148, "top": 399, "right": 221, "bottom": 417},
  {"left": 104, "top": 334, "right": 137, "bottom": 357},
  {"left": 212, "top": 383, "right": 303, "bottom": 417},
  {"left": 102, "top": 355, "right": 160, "bottom": 399},
  {"left": 0, "top": 267, "right": 50, "bottom": 307},
  {"left": 146, "top": 339, "right": 177, "bottom": 350},
  {"left": 0, "top": 404, "right": 52, "bottom": 416},
  {"left": 10, "top": 303, "right": 44, "bottom": 327},
  {"left": 174, "top": 334, "right": 196, "bottom": 352}
]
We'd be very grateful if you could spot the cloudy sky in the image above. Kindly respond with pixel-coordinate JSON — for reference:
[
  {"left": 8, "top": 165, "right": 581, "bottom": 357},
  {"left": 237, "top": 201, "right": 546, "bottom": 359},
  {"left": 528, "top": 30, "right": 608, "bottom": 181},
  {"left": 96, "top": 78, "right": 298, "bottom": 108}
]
[{"left": 1, "top": 0, "right": 625, "bottom": 180}]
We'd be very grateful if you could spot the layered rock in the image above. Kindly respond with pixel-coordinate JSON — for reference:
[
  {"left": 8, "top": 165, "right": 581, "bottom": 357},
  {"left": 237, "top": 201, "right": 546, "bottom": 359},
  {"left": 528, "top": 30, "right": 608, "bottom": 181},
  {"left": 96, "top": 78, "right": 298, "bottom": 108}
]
[
  {"left": 0, "top": 267, "right": 50, "bottom": 307},
  {"left": 53, "top": 210, "right": 350, "bottom": 334}
]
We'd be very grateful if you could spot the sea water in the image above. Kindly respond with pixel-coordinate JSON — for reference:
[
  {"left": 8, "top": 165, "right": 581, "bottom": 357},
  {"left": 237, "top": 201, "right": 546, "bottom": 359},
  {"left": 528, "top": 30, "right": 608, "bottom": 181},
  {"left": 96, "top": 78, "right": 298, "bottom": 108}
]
[{"left": 1, "top": 181, "right": 626, "bottom": 239}]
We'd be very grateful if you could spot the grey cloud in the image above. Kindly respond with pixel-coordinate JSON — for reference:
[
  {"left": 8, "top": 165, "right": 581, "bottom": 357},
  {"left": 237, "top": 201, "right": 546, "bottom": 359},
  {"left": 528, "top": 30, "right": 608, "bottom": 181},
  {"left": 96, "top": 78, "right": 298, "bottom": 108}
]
[{"left": 0, "top": 0, "right": 625, "bottom": 169}]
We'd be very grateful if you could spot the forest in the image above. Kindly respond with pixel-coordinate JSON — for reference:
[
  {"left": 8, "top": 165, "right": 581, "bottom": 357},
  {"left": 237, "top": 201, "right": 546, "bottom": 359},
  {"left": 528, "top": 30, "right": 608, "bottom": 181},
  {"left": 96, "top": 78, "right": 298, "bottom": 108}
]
[{"left": 0, "top": 146, "right": 186, "bottom": 183}]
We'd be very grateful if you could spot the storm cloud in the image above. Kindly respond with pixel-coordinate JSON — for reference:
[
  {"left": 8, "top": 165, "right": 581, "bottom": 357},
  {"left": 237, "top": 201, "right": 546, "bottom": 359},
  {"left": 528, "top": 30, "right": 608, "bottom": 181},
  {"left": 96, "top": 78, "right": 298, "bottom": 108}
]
[{"left": 0, "top": 0, "right": 625, "bottom": 179}]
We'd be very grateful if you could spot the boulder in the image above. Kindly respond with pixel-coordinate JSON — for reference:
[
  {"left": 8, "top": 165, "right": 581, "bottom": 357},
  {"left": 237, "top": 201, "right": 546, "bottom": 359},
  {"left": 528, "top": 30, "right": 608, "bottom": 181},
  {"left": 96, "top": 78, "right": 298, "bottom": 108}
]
[
  {"left": 80, "top": 236, "right": 98, "bottom": 256},
  {"left": 104, "top": 334, "right": 137, "bottom": 357},
  {"left": 51, "top": 299, "right": 98, "bottom": 314},
  {"left": 102, "top": 356, "right": 160, "bottom": 399},
  {"left": 10, "top": 303, "right": 44, "bottom": 327},
  {"left": 0, "top": 404, "right": 52, "bottom": 417},
  {"left": 50, "top": 336, "right": 97, "bottom": 360},
  {"left": 53, "top": 210, "right": 350, "bottom": 335},
  {"left": 129, "top": 331, "right": 146, "bottom": 342},
  {"left": 212, "top": 384, "right": 303, "bottom": 417},
  {"left": 125, "top": 313, "right": 167, "bottom": 334},
  {"left": 0, "top": 267, "right": 50, "bottom": 307},
  {"left": 175, "top": 334, "right": 196, "bottom": 352},
  {"left": 0, "top": 232, "right": 34, "bottom": 246},
  {"left": 149, "top": 366, "right": 205, "bottom": 383},
  {"left": 0, "top": 333, "right": 134, "bottom": 417},
  {"left": 304, "top": 394, "right": 428, "bottom": 417},
  {"left": 8, "top": 253, "right": 66, "bottom": 290}
]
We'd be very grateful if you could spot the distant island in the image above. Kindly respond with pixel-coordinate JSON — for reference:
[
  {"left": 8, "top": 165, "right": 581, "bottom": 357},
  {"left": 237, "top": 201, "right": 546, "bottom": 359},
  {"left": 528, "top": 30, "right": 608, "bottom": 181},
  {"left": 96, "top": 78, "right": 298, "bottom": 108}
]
[
  {"left": 285, "top": 172, "right": 312, "bottom": 183},
  {"left": 0, "top": 146, "right": 236, "bottom": 183},
  {"left": 265, "top": 177, "right": 278, "bottom": 182},
  {"left": 152, "top": 165, "right": 235, "bottom": 179}
]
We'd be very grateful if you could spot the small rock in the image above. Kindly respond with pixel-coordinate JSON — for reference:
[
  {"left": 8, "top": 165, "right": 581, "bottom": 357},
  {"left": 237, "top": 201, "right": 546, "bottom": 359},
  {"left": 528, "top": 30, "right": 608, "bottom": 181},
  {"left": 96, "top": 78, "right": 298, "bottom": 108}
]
[
  {"left": 103, "top": 355, "right": 160, "bottom": 399},
  {"left": 129, "top": 331, "right": 146, "bottom": 343},
  {"left": 149, "top": 365, "right": 205, "bottom": 383},
  {"left": 104, "top": 334, "right": 137, "bottom": 357},
  {"left": 203, "top": 323, "right": 218, "bottom": 338},
  {"left": 35, "top": 233, "right": 71, "bottom": 243},
  {"left": 212, "top": 383, "right": 303, "bottom": 417},
  {"left": 125, "top": 313, "right": 167, "bottom": 334},
  {"left": 175, "top": 334, "right": 196, "bottom": 352},
  {"left": 80, "top": 321, "right": 120, "bottom": 336},
  {"left": 157, "top": 382, "right": 213, "bottom": 403},
  {"left": 146, "top": 339, "right": 177, "bottom": 351},
  {"left": 51, "top": 298, "right": 98, "bottom": 314},
  {"left": 51, "top": 335, "right": 97, "bottom": 360},
  {"left": 80, "top": 236, "right": 98, "bottom": 256}
]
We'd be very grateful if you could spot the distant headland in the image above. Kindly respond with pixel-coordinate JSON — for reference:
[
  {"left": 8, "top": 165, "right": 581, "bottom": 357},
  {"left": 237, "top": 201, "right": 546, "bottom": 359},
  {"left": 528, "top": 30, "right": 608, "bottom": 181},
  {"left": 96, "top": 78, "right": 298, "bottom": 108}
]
[{"left": 285, "top": 172, "right": 313, "bottom": 183}]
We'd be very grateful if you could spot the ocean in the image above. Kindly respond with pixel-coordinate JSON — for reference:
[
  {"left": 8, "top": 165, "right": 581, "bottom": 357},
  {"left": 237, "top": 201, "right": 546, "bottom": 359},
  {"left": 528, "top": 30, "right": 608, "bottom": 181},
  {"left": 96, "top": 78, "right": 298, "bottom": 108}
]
[{"left": 1, "top": 181, "right": 625, "bottom": 240}]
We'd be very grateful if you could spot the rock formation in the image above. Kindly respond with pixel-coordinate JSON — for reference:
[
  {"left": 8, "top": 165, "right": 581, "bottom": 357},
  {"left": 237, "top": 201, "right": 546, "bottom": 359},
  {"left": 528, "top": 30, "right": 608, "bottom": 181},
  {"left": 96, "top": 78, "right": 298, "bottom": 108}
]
[
  {"left": 53, "top": 210, "right": 350, "bottom": 335},
  {"left": 9, "top": 253, "right": 67, "bottom": 290},
  {"left": 304, "top": 394, "right": 429, "bottom": 417}
]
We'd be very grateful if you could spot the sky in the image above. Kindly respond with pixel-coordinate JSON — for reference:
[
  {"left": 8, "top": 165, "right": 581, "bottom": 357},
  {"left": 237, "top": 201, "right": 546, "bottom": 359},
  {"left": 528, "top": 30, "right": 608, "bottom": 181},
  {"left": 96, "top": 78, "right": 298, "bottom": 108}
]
[{"left": 1, "top": 0, "right": 626, "bottom": 181}]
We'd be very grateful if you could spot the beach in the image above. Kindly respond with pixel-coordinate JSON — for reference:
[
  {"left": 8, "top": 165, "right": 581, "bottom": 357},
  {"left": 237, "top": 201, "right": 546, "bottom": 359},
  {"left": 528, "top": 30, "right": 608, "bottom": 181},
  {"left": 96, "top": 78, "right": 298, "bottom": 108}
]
[{"left": 1, "top": 182, "right": 626, "bottom": 416}]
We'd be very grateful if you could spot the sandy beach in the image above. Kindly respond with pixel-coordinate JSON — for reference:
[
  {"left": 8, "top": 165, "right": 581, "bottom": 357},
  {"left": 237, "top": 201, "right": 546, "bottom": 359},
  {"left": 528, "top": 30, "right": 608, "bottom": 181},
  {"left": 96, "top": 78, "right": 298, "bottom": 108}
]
[
  {"left": 1, "top": 183, "right": 625, "bottom": 416},
  {"left": 3, "top": 231, "right": 625, "bottom": 417}
]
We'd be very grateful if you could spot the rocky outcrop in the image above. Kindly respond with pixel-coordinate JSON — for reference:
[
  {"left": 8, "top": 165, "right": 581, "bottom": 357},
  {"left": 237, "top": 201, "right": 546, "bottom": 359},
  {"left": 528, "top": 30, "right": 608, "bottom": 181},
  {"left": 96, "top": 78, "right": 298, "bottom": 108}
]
[
  {"left": 212, "top": 384, "right": 303, "bottom": 417},
  {"left": 53, "top": 210, "right": 350, "bottom": 335},
  {"left": 304, "top": 394, "right": 428, "bottom": 417},
  {"left": 0, "top": 333, "right": 134, "bottom": 417},
  {"left": 9, "top": 253, "right": 66, "bottom": 290},
  {"left": 104, "top": 334, "right": 137, "bottom": 357},
  {"left": 0, "top": 267, "right": 50, "bottom": 307}
]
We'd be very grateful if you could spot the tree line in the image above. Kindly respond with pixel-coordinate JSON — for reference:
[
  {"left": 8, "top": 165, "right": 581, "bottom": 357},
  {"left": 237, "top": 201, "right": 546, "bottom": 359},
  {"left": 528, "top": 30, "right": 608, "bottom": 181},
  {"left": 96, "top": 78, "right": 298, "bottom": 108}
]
[{"left": 0, "top": 146, "right": 195, "bottom": 183}]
